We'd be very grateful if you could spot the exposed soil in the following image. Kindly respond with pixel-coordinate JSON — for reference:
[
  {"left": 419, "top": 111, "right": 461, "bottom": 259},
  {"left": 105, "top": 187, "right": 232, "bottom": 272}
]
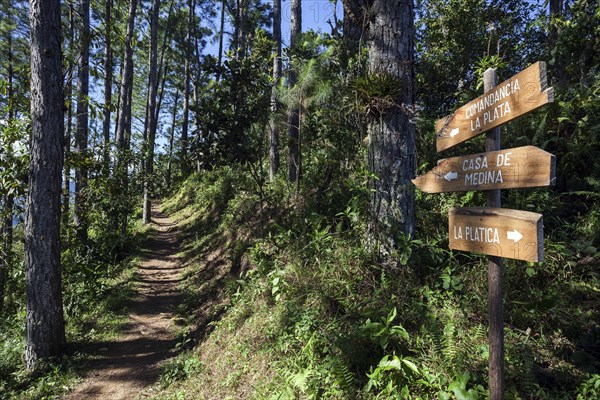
[{"left": 65, "top": 203, "right": 183, "bottom": 400}]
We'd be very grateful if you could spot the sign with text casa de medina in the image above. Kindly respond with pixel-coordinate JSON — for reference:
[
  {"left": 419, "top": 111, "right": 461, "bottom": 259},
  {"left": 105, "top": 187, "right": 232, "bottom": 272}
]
[
  {"left": 412, "top": 146, "right": 555, "bottom": 194},
  {"left": 413, "top": 61, "right": 555, "bottom": 262}
]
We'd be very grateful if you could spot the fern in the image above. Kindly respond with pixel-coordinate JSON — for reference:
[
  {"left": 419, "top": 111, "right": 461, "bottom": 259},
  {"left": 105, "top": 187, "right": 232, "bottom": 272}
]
[
  {"left": 327, "top": 355, "right": 355, "bottom": 394},
  {"left": 441, "top": 321, "right": 458, "bottom": 366},
  {"left": 520, "top": 346, "right": 538, "bottom": 398}
]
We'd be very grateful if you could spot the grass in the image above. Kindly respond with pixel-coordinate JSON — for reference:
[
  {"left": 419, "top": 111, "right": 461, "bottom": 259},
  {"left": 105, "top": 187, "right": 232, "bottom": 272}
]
[{"left": 143, "top": 167, "right": 600, "bottom": 399}]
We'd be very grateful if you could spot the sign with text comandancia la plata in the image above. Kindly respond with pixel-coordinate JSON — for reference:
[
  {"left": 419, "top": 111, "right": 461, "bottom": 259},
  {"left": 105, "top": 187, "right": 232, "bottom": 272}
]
[
  {"left": 412, "top": 146, "right": 555, "bottom": 193},
  {"left": 448, "top": 207, "right": 544, "bottom": 262},
  {"left": 436, "top": 61, "right": 554, "bottom": 152}
]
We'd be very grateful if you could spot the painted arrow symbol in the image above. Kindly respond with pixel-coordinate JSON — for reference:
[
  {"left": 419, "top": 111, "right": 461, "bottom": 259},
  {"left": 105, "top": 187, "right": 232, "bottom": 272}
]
[
  {"left": 444, "top": 171, "right": 458, "bottom": 181},
  {"left": 507, "top": 229, "right": 523, "bottom": 243},
  {"left": 449, "top": 128, "right": 459, "bottom": 137}
]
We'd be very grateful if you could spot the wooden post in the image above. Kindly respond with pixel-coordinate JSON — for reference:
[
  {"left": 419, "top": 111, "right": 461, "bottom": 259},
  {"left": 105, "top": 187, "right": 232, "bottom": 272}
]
[{"left": 484, "top": 68, "right": 504, "bottom": 399}]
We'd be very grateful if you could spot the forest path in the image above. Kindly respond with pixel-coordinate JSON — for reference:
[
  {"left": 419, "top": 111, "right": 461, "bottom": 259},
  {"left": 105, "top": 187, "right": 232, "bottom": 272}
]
[{"left": 66, "top": 203, "right": 183, "bottom": 400}]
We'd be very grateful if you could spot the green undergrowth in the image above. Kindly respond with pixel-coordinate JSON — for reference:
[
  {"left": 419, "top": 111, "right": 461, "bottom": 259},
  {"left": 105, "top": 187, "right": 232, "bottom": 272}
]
[
  {"left": 0, "top": 217, "right": 150, "bottom": 399},
  {"left": 147, "top": 167, "right": 599, "bottom": 399}
]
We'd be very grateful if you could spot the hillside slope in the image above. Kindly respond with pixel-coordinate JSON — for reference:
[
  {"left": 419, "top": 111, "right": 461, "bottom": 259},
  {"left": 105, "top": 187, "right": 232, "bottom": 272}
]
[{"left": 143, "top": 168, "right": 600, "bottom": 399}]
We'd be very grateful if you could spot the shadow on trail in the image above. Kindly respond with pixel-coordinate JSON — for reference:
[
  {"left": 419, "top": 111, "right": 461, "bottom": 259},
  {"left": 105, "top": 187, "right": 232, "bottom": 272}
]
[
  {"left": 169, "top": 203, "right": 258, "bottom": 347},
  {"left": 66, "top": 203, "right": 184, "bottom": 399}
]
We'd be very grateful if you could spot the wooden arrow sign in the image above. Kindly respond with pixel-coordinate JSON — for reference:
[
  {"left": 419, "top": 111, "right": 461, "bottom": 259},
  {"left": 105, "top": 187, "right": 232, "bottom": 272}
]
[
  {"left": 412, "top": 146, "right": 555, "bottom": 193},
  {"left": 436, "top": 62, "right": 554, "bottom": 152},
  {"left": 448, "top": 207, "right": 543, "bottom": 262}
]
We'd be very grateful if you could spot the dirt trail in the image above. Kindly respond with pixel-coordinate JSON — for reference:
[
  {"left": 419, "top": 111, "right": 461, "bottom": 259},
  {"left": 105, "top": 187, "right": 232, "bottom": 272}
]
[{"left": 66, "top": 203, "right": 183, "bottom": 400}]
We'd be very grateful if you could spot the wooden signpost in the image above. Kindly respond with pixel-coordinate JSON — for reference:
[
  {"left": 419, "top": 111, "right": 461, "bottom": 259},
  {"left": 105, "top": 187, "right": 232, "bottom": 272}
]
[
  {"left": 414, "top": 61, "right": 555, "bottom": 399},
  {"left": 436, "top": 62, "right": 554, "bottom": 152},
  {"left": 448, "top": 207, "right": 544, "bottom": 262},
  {"left": 412, "top": 146, "right": 555, "bottom": 193}
]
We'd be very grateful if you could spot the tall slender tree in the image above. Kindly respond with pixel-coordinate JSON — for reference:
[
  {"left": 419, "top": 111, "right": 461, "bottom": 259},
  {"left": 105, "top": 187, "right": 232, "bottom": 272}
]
[
  {"left": 166, "top": 89, "right": 180, "bottom": 188},
  {"left": 181, "top": 0, "right": 194, "bottom": 177},
  {"left": 25, "top": 0, "right": 67, "bottom": 370},
  {"left": 343, "top": 0, "right": 416, "bottom": 255},
  {"left": 216, "top": 0, "right": 226, "bottom": 81},
  {"left": 269, "top": 0, "right": 281, "bottom": 180},
  {"left": 102, "top": 0, "right": 113, "bottom": 177},
  {"left": 115, "top": 0, "right": 138, "bottom": 233},
  {"left": 74, "top": 0, "right": 90, "bottom": 244},
  {"left": 287, "top": 0, "right": 301, "bottom": 185},
  {"left": 154, "top": 0, "right": 175, "bottom": 124},
  {"left": 233, "top": 0, "right": 249, "bottom": 58},
  {"left": 142, "top": 0, "right": 161, "bottom": 224}
]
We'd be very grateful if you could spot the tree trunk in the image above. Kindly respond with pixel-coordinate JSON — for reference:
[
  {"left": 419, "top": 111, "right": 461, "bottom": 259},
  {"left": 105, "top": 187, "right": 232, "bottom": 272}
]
[
  {"left": 216, "top": 0, "right": 226, "bottom": 82},
  {"left": 115, "top": 0, "right": 138, "bottom": 233},
  {"left": 102, "top": 0, "right": 113, "bottom": 178},
  {"left": 74, "top": 0, "right": 90, "bottom": 245},
  {"left": 365, "top": 0, "right": 416, "bottom": 256},
  {"left": 193, "top": 29, "right": 204, "bottom": 174},
  {"left": 155, "top": 63, "right": 168, "bottom": 125},
  {"left": 26, "top": 0, "right": 67, "bottom": 370},
  {"left": 232, "top": 0, "right": 248, "bottom": 57},
  {"left": 154, "top": 0, "right": 175, "bottom": 124},
  {"left": 166, "top": 90, "right": 180, "bottom": 188},
  {"left": 142, "top": 0, "right": 161, "bottom": 224},
  {"left": 269, "top": 0, "right": 281, "bottom": 181},
  {"left": 287, "top": 0, "right": 301, "bottom": 185},
  {"left": 181, "top": 0, "right": 194, "bottom": 177}
]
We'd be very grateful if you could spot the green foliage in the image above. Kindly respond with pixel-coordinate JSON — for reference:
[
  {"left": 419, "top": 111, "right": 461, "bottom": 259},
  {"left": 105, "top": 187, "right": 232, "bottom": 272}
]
[
  {"left": 361, "top": 308, "right": 410, "bottom": 352},
  {"left": 439, "top": 371, "right": 486, "bottom": 400},
  {"left": 577, "top": 374, "right": 600, "bottom": 399},
  {"left": 194, "top": 28, "right": 273, "bottom": 168},
  {"left": 352, "top": 72, "right": 405, "bottom": 120},
  {"left": 365, "top": 354, "right": 420, "bottom": 396},
  {"left": 0, "top": 117, "right": 28, "bottom": 204},
  {"left": 160, "top": 351, "right": 204, "bottom": 388},
  {"left": 474, "top": 55, "right": 508, "bottom": 90}
]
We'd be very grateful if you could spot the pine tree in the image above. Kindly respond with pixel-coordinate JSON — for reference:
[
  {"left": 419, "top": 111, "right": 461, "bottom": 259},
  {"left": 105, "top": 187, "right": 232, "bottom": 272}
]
[
  {"left": 25, "top": 0, "right": 67, "bottom": 370},
  {"left": 343, "top": 0, "right": 416, "bottom": 256}
]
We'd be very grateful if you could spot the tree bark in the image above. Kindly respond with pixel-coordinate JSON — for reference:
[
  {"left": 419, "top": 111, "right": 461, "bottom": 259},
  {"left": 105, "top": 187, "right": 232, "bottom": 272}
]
[
  {"left": 142, "top": 0, "right": 161, "bottom": 224},
  {"left": 26, "top": 0, "right": 67, "bottom": 370},
  {"left": 269, "top": 0, "right": 281, "bottom": 181},
  {"left": 102, "top": 0, "right": 113, "bottom": 178},
  {"left": 287, "top": 0, "right": 301, "bottom": 185},
  {"left": 74, "top": 0, "right": 90, "bottom": 244},
  {"left": 343, "top": 0, "right": 416, "bottom": 256}
]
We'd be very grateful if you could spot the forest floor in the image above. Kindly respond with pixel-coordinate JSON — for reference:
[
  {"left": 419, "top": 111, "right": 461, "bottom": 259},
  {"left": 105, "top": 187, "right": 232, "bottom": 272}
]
[{"left": 65, "top": 203, "right": 184, "bottom": 399}]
